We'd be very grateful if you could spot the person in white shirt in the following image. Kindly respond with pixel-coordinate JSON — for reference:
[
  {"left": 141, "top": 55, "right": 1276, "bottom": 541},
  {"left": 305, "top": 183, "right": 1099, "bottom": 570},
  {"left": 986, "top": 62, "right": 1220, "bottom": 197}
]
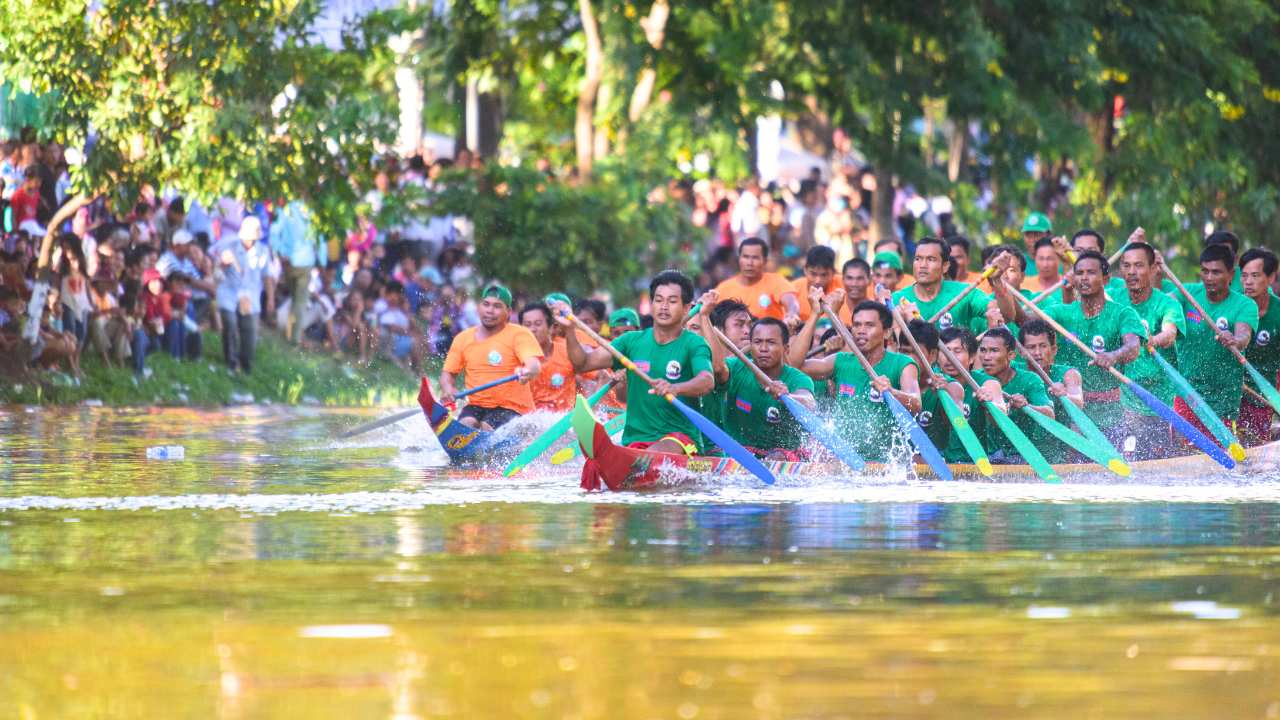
[{"left": 212, "top": 216, "right": 274, "bottom": 373}]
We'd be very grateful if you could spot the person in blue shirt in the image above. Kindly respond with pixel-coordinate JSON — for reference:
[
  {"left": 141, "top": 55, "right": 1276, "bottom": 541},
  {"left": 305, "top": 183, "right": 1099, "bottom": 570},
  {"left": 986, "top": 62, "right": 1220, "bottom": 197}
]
[{"left": 269, "top": 200, "right": 320, "bottom": 345}]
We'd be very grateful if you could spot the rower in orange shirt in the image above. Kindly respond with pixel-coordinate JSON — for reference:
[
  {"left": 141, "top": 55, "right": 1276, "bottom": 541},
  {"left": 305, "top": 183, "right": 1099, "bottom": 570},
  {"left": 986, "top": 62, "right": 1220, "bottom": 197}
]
[
  {"left": 519, "top": 301, "right": 576, "bottom": 412},
  {"left": 714, "top": 237, "right": 801, "bottom": 326},
  {"left": 791, "top": 245, "right": 840, "bottom": 321},
  {"left": 439, "top": 284, "right": 542, "bottom": 430}
]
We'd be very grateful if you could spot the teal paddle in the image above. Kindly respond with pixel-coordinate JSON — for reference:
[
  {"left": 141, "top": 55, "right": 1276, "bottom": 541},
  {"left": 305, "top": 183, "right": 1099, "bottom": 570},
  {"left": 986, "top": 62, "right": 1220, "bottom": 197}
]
[
  {"left": 820, "top": 301, "right": 953, "bottom": 481},
  {"left": 339, "top": 373, "right": 522, "bottom": 439},
  {"left": 563, "top": 311, "right": 776, "bottom": 485},
  {"left": 888, "top": 303, "right": 993, "bottom": 476},
  {"left": 1163, "top": 266, "right": 1280, "bottom": 439},
  {"left": 709, "top": 326, "right": 865, "bottom": 472},
  {"left": 1011, "top": 286, "right": 1235, "bottom": 470},
  {"left": 1147, "top": 347, "right": 1246, "bottom": 461},
  {"left": 552, "top": 412, "right": 625, "bottom": 464},
  {"left": 932, "top": 332, "right": 1060, "bottom": 483},
  {"left": 504, "top": 381, "right": 616, "bottom": 476}
]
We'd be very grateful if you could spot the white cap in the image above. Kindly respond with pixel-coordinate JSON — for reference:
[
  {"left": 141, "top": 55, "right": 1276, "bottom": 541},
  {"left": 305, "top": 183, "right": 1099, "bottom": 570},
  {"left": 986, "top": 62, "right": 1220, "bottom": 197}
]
[
  {"left": 172, "top": 229, "right": 193, "bottom": 246},
  {"left": 238, "top": 216, "right": 264, "bottom": 242}
]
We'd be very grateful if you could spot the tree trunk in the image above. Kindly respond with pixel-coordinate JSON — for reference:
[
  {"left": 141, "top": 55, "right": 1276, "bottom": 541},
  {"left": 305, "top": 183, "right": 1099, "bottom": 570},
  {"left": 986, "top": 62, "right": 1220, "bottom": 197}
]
[
  {"left": 871, "top": 166, "right": 895, "bottom": 244},
  {"left": 576, "top": 0, "right": 603, "bottom": 179},
  {"left": 593, "top": 80, "right": 611, "bottom": 160},
  {"left": 626, "top": 0, "right": 669, "bottom": 123},
  {"left": 946, "top": 118, "right": 966, "bottom": 183}
]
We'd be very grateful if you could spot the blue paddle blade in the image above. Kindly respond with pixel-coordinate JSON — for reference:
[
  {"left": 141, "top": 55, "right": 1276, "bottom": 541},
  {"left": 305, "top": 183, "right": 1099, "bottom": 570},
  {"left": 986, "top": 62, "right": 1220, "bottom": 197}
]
[
  {"left": 781, "top": 395, "right": 866, "bottom": 472},
  {"left": 885, "top": 392, "right": 954, "bottom": 481},
  {"left": 1127, "top": 379, "right": 1235, "bottom": 469},
  {"left": 670, "top": 397, "right": 776, "bottom": 485}
]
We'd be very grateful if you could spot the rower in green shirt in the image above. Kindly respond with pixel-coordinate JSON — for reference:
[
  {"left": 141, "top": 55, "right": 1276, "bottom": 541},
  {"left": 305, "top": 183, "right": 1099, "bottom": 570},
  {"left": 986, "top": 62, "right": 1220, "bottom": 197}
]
[
  {"left": 938, "top": 327, "right": 988, "bottom": 463},
  {"left": 561, "top": 270, "right": 715, "bottom": 455},
  {"left": 801, "top": 298, "right": 923, "bottom": 462},
  {"left": 895, "top": 318, "right": 965, "bottom": 454},
  {"left": 1019, "top": 211, "right": 1053, "bottom": 279},
  {"left": 1036, "top": 251, "right": 1143, "bottom": 447},
  {"left": 1114, "top": 241, "right": 1185, "bottom": 458},
  {"left": 1168, "top": 244, "right": 1258, "bottom": 426},
  {"left": 973, "top": 327, "right": 1055, "bottom": 463},
  {"left": 691, "top": 295, "right": 751, "bottom": 431},
  {"left": 893, "top": 236, "right": 1016, "bottom": 334},
  {"left": 1238, "top": 248, "right": 1280, "bottom": 445},
  {"left": 1018, "top": 320, "right": 1085, "bottom": 463},
  {"left": 718, "top": 318, "right": 817, "bottom": 460}
]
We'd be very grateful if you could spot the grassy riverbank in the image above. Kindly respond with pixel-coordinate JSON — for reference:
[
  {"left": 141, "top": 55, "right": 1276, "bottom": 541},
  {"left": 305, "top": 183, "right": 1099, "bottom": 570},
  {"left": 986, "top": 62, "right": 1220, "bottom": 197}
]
[{"left": 0, "top": 331, "right": 429, "bottom": 407}]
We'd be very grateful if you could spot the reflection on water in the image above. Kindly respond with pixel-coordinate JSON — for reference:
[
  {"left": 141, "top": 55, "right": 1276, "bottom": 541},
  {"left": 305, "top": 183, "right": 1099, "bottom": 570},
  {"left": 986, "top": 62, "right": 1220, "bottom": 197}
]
[{"left": 1, "top": 407, "right": 1279, "bottom": 718}]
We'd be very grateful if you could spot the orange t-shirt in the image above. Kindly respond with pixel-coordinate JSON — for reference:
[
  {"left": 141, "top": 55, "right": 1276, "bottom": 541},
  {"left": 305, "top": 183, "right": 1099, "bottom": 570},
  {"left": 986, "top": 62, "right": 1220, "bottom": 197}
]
[
  {"left": 792, "top": 276, "right": 841, "bottom": 321},
  {"left": 715, "top": 272, "right": 796, "bottom": 320},
  {"left": 443, "top": 323, "right": 543, "bottom": 413},
  {"left": 528, "top": 339, "right": 577, "bottom": 412}
]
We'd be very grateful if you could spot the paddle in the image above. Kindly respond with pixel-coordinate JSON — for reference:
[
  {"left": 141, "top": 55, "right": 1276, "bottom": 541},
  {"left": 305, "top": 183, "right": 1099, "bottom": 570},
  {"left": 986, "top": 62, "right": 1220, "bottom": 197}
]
[
  {"left": 929, "top": 322, "right": 1061, "bottom": 483},
  {"left": 1009, "top": 286, "right": 1236, "bottom": 469},
  {"left": 1161, "top": 263, "right": 1280, "bottom": 424},
  {"left": 338, "top": 373, "right": 522, "bottom": 439},
  {"left": 887, "top": 303, "right": 993, "bottom": 476},
  {"left": 708, "top": 326, "right": 866, "bottom": 472},
  {"left": 560, "top": 309, "right": 777, "bottom": 485},
  {"left": 552, "top": 412, "right": 626, "bottom": 464},
  {"left": 927, "top": 263, "right": 1003, "bottom": 324},
  {"left": 1012, "top": 337, "right": 1131, "bottom": 477},
  {"left": 1146, "top": 346, "right": 1246, "bottom": 461},
  {"left": 503, "top": 381, "right": 618, "bottom": 476},
  {"left": 819, "top": 299, "right": 953, "bottom": 481}
]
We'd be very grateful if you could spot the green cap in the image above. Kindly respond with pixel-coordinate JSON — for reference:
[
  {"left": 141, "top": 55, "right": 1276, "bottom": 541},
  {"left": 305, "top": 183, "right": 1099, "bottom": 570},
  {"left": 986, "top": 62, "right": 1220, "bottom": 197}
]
[
  {"left": 1021, "top": 211, "right": 1052, "bottom": 233},
  {"left": 609, "top": 307, "right": 640, "bottom": 328},
  {"left": 816, "top": 317, "right": 833, "bottom": 331},
  {"left": 544, "top": 292, "right": 572, "bottom": 307},
  {"left": 482, "top": 284, "right": 513, "bottom": 307},
  {"left": 872, "top": 251, "right": 903, "bottom": 272}
]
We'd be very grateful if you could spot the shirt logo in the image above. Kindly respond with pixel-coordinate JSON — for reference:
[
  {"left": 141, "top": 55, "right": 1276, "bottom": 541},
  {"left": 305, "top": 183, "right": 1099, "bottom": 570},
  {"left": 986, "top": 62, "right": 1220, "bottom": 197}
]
[
  {"left": 765, "top": 406, "right": 782, "bottom": 424},
  {"left": 758, "top": 293, "right": 772, "bottom": 308},
  {"left": 938, "top": 312, "right": 954, "bottom": 330},
  {"left": 486, "top": 350, "right": 502, "bottom": 365},
  {"left": 665, "top": 360, "right": 682, "bottom": 380},
  {"left": 550, "top": 373, "right": 565, "bottom": 387},
  {"left": 1258, "top": 330, "right": 1272, "bottom": 347},
  {"left": 1215, "top": 316, "right": 1230, "bottom": 332},
  {"left": 1091, "top": 335, "right": 1106, "bottom": 352},
  {"left": 868, "top": 387, "right": 884, "bottom": 403},
  {"left": 735, "top": 397, "right": 752, "bottom": 414},
  {"left": 917, "top": 410, "right": 933, "bottom": 427},
  {"left": 962, "top": 402, "right": 972, "bottom": 418}
]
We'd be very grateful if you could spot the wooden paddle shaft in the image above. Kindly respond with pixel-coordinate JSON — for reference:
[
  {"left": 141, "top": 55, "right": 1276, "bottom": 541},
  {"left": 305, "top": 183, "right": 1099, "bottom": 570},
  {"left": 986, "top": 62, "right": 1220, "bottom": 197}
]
[
  {"left": 1162, "top": 262, "right": 1252, "bottom": 367},
  {"left": 926, "top": 263, "right": 1001, "bottom": 324}
]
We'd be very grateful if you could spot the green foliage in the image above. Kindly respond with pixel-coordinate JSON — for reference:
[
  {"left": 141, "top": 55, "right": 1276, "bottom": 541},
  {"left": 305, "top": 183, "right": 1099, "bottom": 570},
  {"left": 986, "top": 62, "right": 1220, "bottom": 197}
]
[
  {"left": 428, "top": 163, "right": 696, "bottom": 299},
  {"left": 0, "top": 0, "right": 398, "bottom": 238}
]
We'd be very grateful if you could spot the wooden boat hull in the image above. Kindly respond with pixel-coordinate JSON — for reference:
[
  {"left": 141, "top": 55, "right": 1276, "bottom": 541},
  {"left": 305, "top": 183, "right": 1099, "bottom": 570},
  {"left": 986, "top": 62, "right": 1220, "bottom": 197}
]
[
  {"left": 417, "top": 378, "right": 520, "bottom": 464},
  {"left": 569, "top": 394, "right": 1280, "bottom": 491}
]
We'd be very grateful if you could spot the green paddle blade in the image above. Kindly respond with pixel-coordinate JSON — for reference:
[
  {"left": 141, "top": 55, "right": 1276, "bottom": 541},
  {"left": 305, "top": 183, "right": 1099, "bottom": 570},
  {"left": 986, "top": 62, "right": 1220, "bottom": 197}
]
[
  {"left": 1057, "top": 394, "right": 1111, "bottom": 449},
  {"left": 1019, "top": 407, "right": 1130, "bottom": 477},
  {"left": 983, "top": 401, "right": 1060, "bottom": 483},
  {"left": 553, "top": 413, "right": 626, "bottom": 465},
  {"left": 1149, "top": 349, "right": 1245, "bottom": 461},
  {"left": 503, "top": 383, "right": 615, "bottom": 477},
  {"left": 938, "top": 392, "right": 992, "bottom": 476}
]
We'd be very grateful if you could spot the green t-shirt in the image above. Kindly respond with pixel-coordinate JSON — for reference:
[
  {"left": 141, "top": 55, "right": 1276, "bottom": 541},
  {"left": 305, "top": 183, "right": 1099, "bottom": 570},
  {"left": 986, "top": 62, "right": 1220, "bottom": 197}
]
[
  {"left": 1041, "top": 363, "right": 1076, "bottom": 462},
  {"left": 917, "top": 382, "right": 950, "bottom": 453},
  {"left": 1046, "top": 299, "right": 1144, "bottom": 427},
  {"left": 611, "top": 329, "right": 714, "bottom": 449},
  {"left": 1114, "top": 289, "right": 1185, "bottom": 415},
  {"left": 1174, "top": 284, "right": 1260, "bottom": 419},
  {"left": 941, "top": 375, "right": 986, "bottom": 463},
  {"left": 703, "top": 378, "right": 728, "bottom": 430},
  {"left": 1244, "top": 293, "right": 1280, "bottom": 392},
  {"left": 972, "top": 287, "right": 1038, "bottom": 337},
  {"left": 893, "top": 280, "right": 991, "bottom": 333},
  {"left": 973, "top": 367, "right": 1052, "bottom": 458},
  {"left": 832, "top": 349, "right": 917, "bottom": 462},
  {"left": 723, "top": 358, "right": 815, "bottom": 452}
]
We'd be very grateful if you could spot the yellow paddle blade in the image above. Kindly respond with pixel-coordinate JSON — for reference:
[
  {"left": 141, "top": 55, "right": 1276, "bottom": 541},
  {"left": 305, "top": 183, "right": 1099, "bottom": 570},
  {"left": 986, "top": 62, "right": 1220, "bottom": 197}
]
[
  {"left": 1107, "top": 458, "right": 1132, "bottom": 477},
  {"left": 1228, "top": 443, "right": 1247, "bottom": 462},
  {"left": 550, "top": 447, "right": 577, "bottom": 465},
  {"left": 976, "top": 458, "right": 994, "bottom": 477}
]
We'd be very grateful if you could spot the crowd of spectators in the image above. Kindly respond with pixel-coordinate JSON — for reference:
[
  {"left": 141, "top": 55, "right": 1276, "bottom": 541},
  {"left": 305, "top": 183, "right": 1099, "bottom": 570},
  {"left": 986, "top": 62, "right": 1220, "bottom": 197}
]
[{"left": 0, "top": 130, "right": 960, "bottom": 392}]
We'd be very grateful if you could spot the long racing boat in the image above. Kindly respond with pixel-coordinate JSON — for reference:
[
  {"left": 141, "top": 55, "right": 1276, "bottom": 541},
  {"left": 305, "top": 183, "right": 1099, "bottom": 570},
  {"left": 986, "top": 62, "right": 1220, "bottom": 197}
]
[{"left": 568, "top": 395, "right": 1280, "bottom": 491}]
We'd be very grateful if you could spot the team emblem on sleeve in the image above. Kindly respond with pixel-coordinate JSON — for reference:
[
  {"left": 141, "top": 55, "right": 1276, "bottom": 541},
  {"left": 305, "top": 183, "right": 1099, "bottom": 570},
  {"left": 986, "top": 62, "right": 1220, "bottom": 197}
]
[{"left": 665, "top": 360, "right": 682, "bottom": 380}]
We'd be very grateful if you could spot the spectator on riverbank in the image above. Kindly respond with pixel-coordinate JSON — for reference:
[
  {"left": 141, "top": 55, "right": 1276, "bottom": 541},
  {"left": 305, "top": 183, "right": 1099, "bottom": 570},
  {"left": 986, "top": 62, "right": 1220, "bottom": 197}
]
[{"left": 213, "top": 216, "right": 273, "bottom": 373}]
